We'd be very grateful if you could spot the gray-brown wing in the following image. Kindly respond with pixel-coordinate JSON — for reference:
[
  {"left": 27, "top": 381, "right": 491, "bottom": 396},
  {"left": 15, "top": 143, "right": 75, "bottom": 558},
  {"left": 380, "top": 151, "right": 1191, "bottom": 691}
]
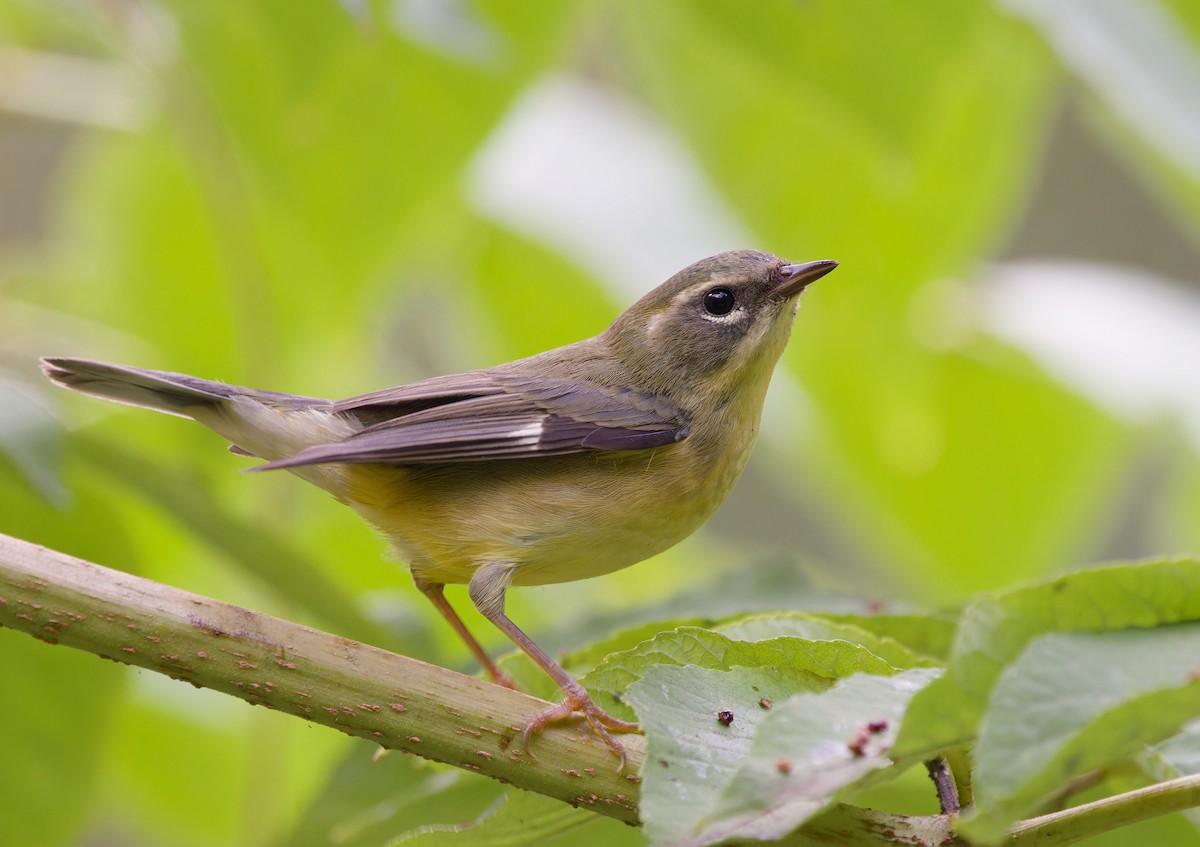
[
  {"left": 330, "top": 371, "right": 502, "bottom": 422},
  {"left": 256, "top": 372, "right": 687, "bottom": 470}
]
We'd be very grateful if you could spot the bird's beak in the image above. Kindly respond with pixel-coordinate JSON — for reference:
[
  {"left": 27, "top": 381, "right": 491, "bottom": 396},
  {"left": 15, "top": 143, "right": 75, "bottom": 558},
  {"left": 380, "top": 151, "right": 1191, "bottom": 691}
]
[{"left": 776, "top": 259, "right": 838, "bottom": 298}]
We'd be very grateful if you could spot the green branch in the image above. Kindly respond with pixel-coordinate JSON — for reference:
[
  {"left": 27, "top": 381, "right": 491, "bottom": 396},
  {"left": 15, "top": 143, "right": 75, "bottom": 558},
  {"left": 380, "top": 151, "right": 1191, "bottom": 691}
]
[
  {"left": 0, "top": 532, "right": 644, "bottom": 821},
  {"left": 2, "top": 531, "right": 1198, "bottom": 846},
  {"left": 1009, "top": 773, "right": 1200, "bottom": 846}
]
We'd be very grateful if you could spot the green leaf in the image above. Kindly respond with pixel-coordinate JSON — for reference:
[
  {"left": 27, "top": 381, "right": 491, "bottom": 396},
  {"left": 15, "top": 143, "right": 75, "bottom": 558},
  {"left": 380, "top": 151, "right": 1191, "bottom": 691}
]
[
  {"left": 702, "top": 669, "right": 940, "bottom": 846},
  {"left": 162, "top": 0, "right": 573, "bottom": 297},
  {"left": 798, "top": 345, "right": 1130, "bottom": 600},
  {"left": 628, "top": 665, "right": 827, "bottom": 847},
  {"left": 627, "top": 665, "right": 936, "bottom": 847},
  {"left": 0, "top": 440, "right": 151, "bottom": 846},
  {"left": 895, "top": 558, "right": 1200, "bottom": 758},
  {"left": 98, "top": 690, "right": 335, "bottom": 847},
  {"left": 964, "top": 625, "right": 1200, "bottom": 843},
  {"left": 0, "top": 371, "right": 65, "bottom": 505},
  {"left": 1142, "top": 720, "right": 1200, "bottom": 831},
  {"left": 617, "top": 0, "right": 1050, "bottom": 271},
  {"left": 280, "top": 743, "right": 502, "bottom": 847},
  {"left": 565, "top": 617, "right": 711, "bottom": 674},
  {"left": 289, "top": 744, "right": 644, "bottom": 846},
  {"left": 395, "top": 789, "right": 627, "bottom": 847},
  {"left": 584, "top": 626, "right": 900, "bottom": 722},
  {"left": 464, "top": 224, "right": 617, "bottom": 362},
  {"left": 499, "top": 613, "right": 920, "bottom": 715},
  {"left": 0, "top": 633, "right": 125, "bottom": 847},
  {"left": 821, "top": 612, "right": 958, "bottom": 662},
  {"left": 714, "top": 612, "right": 931, "bottom": 669},
  {"left": 494, "top": 616, "right": 712, "bottom": 702},
  {"left": 43, "top": 1, "right": 575, "bottom": 396}
]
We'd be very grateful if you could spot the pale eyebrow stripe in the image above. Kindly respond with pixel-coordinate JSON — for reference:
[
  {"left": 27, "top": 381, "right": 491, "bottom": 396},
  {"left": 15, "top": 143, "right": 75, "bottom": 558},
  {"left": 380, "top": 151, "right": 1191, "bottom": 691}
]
[{"left": 673, "top": 280, "right": 715, "bottom": 305}]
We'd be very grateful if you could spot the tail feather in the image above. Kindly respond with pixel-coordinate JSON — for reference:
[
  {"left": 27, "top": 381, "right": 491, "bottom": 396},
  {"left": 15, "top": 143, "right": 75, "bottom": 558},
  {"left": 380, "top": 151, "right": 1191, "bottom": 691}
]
[
  {"left": 40, "top": 357, "right": 354, "bottom": 483},
  {"left": 40, "top": 357, "right": 236, "bottom": 418}
]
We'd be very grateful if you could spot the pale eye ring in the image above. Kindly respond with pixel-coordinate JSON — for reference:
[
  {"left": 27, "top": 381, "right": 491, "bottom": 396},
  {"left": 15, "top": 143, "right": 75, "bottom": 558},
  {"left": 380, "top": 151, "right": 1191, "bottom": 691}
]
[{"left": 703, "top": 288, "right": 735, "bottom": 316}]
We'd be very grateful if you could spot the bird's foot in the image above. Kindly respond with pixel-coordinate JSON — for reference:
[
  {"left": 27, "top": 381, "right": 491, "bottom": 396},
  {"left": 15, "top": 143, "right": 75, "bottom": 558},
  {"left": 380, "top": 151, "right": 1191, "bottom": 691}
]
[{"left": 521, "top": 682, "right": 640, "bottom": 769}]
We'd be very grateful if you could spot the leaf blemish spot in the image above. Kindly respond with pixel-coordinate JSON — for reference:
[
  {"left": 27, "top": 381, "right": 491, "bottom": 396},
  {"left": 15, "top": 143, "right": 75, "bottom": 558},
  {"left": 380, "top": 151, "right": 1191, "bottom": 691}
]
[{"left": 848, "top": 726, "right": 871, "bottom": 757}]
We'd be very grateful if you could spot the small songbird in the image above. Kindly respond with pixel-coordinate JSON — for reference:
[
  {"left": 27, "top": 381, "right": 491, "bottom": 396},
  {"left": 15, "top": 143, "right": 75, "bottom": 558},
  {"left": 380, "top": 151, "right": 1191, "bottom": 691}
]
[{"left": 41, "top": 249, "right": 836, "bottom": 762}]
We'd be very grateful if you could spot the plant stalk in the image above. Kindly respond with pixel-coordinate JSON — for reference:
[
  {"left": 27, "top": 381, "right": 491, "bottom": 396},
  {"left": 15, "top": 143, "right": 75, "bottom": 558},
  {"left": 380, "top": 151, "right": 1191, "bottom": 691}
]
[{"left": 4, "top": 532, "right": 1199, "bottom": 846}]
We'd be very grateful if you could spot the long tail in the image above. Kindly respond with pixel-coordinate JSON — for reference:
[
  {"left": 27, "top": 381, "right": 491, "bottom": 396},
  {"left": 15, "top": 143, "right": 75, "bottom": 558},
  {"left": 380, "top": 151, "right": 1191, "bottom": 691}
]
[
  {"left": 39, "top": 357, "right": 348, "bottom": 474},
  {"left": 41, "top": 357, "right": 243, "bottom": 418}
]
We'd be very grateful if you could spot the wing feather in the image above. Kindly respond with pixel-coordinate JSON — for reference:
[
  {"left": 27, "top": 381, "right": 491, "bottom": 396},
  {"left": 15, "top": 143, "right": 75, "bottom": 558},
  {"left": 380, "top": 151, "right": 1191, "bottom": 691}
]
[{"left": 255, "top": 369, "right": 688, "bottom": 470}]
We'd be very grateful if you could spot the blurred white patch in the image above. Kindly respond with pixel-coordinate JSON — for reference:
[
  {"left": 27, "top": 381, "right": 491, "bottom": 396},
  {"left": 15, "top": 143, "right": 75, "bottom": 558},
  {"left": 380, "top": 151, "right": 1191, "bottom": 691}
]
[
  {"left": 468, "top": 76, "right": 751, "bottom": 300},
  {"left": 336, "top": 0, "right": 370, "bottom": 20},
  {"left": 390, "top": 0, "right": 500, "bottom": 61},
  {"left": 907, "top": 275, "right": 979, "bottom": 353},
  {"left": 0, "top": 47, "right": 145, "bottom": 130},
  {"left": 760, "top": 369, "right": 815, "bottom": 449},
  {"left": 1005, "top": 0, "right": 1200, "bottom": 179},
  {"left": 980, "top": 261, "right": 1200, "bottom": 448}
]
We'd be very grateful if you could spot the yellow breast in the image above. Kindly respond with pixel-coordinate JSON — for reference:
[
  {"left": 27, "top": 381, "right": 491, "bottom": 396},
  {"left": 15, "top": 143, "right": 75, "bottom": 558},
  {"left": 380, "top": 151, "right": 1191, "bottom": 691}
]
[{"left": 341, "top": 411, "right": 758, "bottom": 589}]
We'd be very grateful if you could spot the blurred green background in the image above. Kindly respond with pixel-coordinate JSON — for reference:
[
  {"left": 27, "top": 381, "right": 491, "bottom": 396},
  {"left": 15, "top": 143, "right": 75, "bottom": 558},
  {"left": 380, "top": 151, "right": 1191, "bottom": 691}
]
[{"left": 3, "top": 1, "right": 1200, "bottom": 845}]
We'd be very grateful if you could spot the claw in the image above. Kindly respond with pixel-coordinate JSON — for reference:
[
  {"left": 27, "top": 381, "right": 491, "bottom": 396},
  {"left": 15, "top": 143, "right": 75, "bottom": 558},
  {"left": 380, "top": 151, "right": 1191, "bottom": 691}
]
[
  {"left": 521, "top": 686, "right": 641, "bottom": 769},
  {"left": 474, "top": 607, "right": 641, "bottom": 767}
]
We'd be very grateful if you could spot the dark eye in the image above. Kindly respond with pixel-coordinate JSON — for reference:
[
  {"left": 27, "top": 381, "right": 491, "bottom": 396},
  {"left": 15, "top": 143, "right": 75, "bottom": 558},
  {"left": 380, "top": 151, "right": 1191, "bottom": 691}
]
[{"left": 703, "top": 288, "right": 735, "bottom": 316}]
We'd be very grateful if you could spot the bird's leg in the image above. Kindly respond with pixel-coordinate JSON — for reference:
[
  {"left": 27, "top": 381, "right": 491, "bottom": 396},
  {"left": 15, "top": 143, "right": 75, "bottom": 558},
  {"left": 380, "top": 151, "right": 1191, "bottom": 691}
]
[
  {"left": 414, "top": 576, "right": 517, "bottom": 690},
  {"left": 488, "top": 609, "right": 641, "bottom": 766},
  {"left": 468, "top": 564, "right": 639, "bottom": 765}
]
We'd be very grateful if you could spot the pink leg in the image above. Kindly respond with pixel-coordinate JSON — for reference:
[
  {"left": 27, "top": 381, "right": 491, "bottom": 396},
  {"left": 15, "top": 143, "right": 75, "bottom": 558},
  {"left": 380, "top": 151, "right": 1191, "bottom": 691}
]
[
  {"left": 414, "top": 578, "right": 517, "bottom": 690},
  {"left": 485, "top": 607, "right": 640, "bottom": 767}
]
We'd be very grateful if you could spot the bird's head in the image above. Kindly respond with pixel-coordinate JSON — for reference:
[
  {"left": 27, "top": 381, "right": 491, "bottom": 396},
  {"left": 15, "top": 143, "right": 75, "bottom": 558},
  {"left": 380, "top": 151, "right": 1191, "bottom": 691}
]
[{"left": 603, "top": 250, "right": 837, "bottom": 403}]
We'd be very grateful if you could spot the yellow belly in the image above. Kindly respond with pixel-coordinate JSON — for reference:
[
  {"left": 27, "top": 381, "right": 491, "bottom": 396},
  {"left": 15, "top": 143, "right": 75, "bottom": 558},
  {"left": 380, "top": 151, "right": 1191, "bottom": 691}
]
[{"left": 341, "top": 430, "right": 752, "bottom": 588}]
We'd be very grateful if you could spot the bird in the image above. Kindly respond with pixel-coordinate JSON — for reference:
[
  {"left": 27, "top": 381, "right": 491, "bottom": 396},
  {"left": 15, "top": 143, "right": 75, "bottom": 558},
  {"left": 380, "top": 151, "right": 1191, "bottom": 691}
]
[{"left": 41, "top": 249, "right": 836, "bottom": 763}]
